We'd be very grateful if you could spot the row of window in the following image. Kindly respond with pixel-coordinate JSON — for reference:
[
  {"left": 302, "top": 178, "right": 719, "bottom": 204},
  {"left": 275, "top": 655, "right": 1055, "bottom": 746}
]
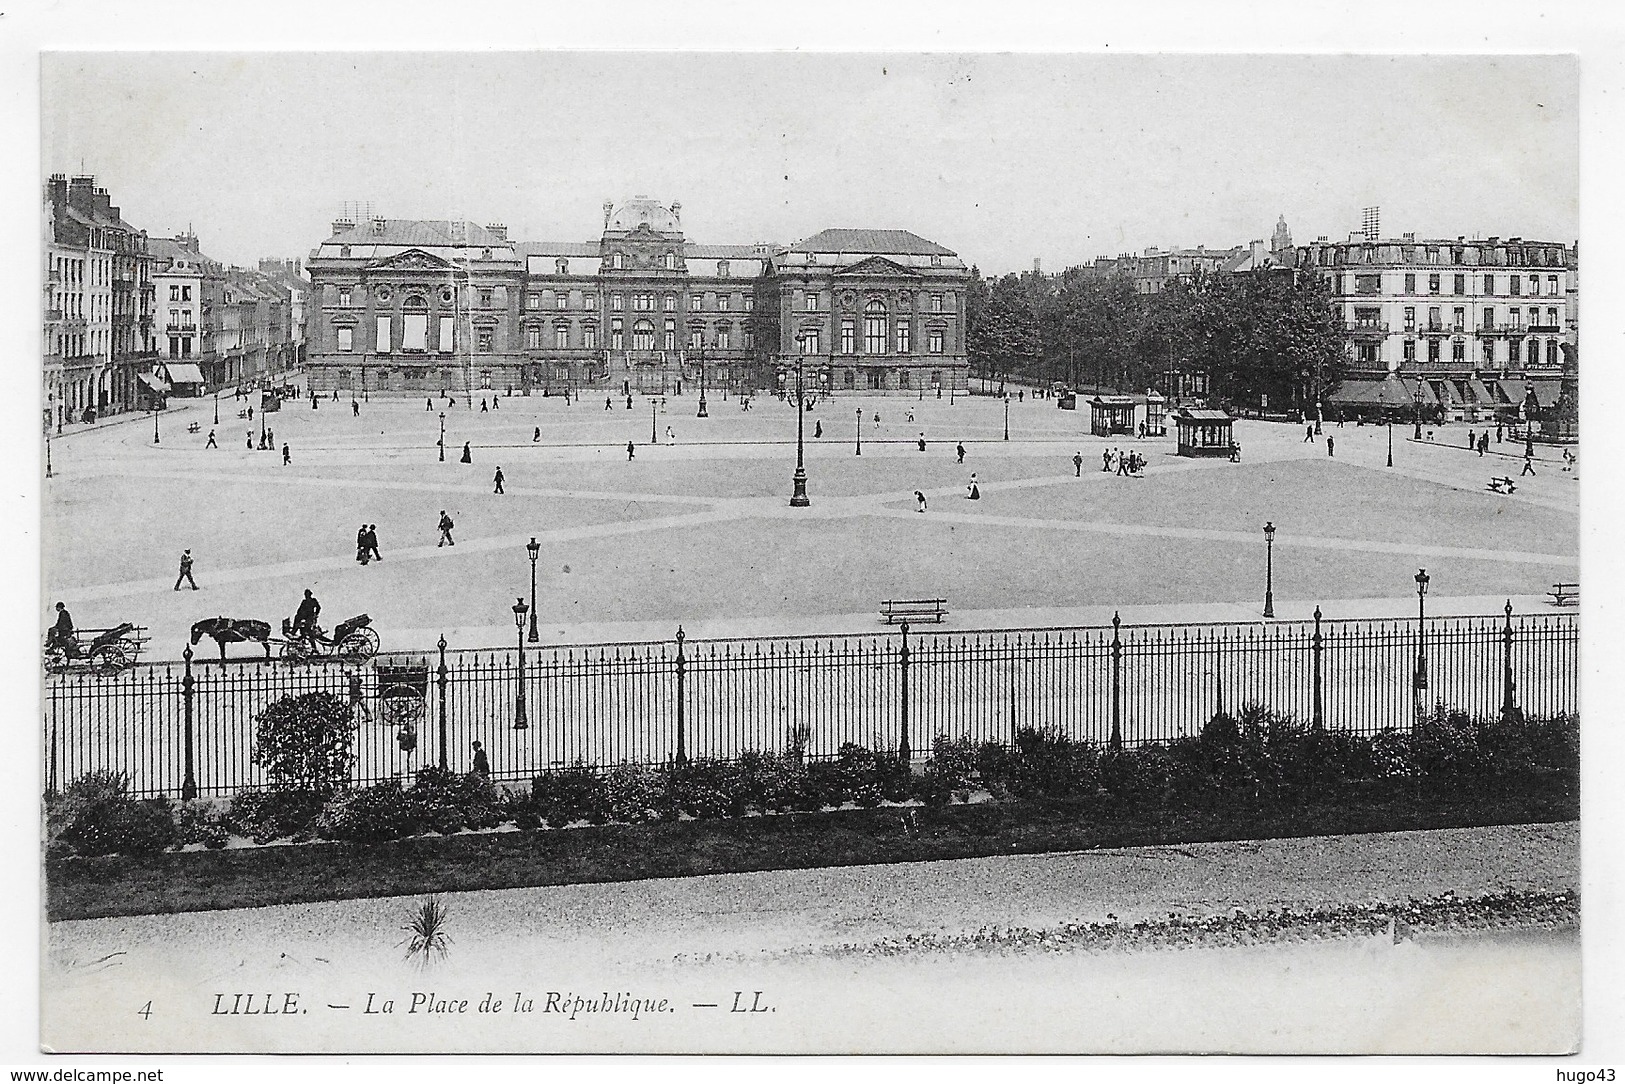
[
  {"left": 1345, "top": 272, "right": 1565, "bottom": 297},
  {"left": 1353, "top": 305, "right": 1563, "bottom": 332},
  {"left": 796, "top": 324, "right": 946, "bottom": 355},
  {"left": 1375, "top": 338, "right": 1565, "bottom": 366},
  {"left": 522, "top": 323, "right": 755, "bottom": 352},
  {"left": 594, "top": 253, "right": 737, "bottom": 275},
  {"left": 801, "top": 294, "right": 952, "bottom": 314},
  {"left": 1313, "top": 244, "right": 1569, "bottom": 268}
]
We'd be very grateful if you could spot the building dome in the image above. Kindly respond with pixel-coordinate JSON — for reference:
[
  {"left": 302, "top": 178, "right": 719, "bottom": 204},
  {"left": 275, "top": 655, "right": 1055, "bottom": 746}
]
[{"left": 606, "top": 196, "right": 681, "bottom": 234}]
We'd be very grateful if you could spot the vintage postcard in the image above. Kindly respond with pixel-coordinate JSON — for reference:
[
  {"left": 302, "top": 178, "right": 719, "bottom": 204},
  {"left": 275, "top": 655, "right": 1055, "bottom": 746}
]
[{"left": 21, "top": 24, "right": 1614, "bottom": 1067}]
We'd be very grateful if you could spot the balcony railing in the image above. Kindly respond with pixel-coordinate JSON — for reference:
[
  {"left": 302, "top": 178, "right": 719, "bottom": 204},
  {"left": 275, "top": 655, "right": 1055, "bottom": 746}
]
[
  {"left": 45, "top": 308, "right": 63, "bottom": 322},
  {"left": 1348, "top": 321, "right": 1389, "bottom": 336},
  {"left": 1527, "top": 323, "right": 1561, "bottom": 334},
  {"left": 165, "top": 323, "right": 197, "bottom": 333}
]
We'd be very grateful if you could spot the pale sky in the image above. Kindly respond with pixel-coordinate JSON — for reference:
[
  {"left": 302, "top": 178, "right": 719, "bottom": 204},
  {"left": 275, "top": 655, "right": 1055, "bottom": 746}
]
[{"left": 40, "top": 52, "right": 1577, "bottom": 275}]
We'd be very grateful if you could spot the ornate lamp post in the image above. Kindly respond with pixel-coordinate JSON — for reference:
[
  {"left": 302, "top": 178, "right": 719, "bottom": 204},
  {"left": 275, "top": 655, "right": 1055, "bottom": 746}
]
[
  {"left": 1413, "top": 568, "right": 1430, "bottom": 719},
  {"left": 1386, "top": 412, "right": 1393, "bottom": 468},
  {"left": 45, "top": 427, "right": 53, "bottom": 479},
  {"left": 1262, "top": 521, "right": 1276, "bottom": 618},
  {"left": 1523, "top": 381, "right": 1536, "bottom": 459},
  {"left": 512, "top": 597, "right": 530, "bottom": 730},
  {"left": 526, "top": 537, "right": 541, "bottom": 642},
  {"left": 213, "top": 384, "right": 219, "bottom": 425},
  {"left": 1413, "top": 382, "right": 1424, "bottom": 441},
  {"left": 152, "top": 404, "right": 160, "bottom": 445},
  {"left": 790, "top": 355, "right": 810, "bottom": 507},
  {"left": 855, "top": 407, "right": 863, "bottom": 456},
  {"left": 438, "top": 411, "right": 446, "bottom": 462},
  {"left": 1003, "top": 392, "right": 1010, "bottom": 441},
  {"left": 651, "top": 398, "right": 658, "bottom": 443},
  {"left": 696, "top": 342, "right": 708, "bottom": 418}
]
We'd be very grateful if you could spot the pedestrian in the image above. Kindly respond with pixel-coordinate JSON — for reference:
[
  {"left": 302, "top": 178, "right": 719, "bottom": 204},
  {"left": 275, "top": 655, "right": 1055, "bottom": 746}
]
[
  {"left": 366, "top": 525, "right": 383, "bottom": 562},
  {"left": 248, "top": 406, "right": 253, "bottom": 420},
  {"left": 246, "top": 432, "right": 253, "bottom": 450},
  {"left": 461, "top": 441, "right": 472, "bottom": 464},
  {"left": 267, "top": 428, "right": 275, "bottom": 448},
  {"left": 438, "top": 510, "right": 455, "bottom": 547},
  {"left": 605, "top": 396, "right": 613, "bottom": 411},
  {"left": 815, "top": 419, "right": 823, "bottom": 439},
  {"left": 472, "top": 740, "right": 490, "bottom": 778},
  {"left": 493, "top": 467, "right": 505, "bottom": 495},
  {"left": 1521, "top": 453, "right": 1536, "bottom": 476},
  {"left": 1102, "top": 449, "right": 1112, "bottom": 472},
  {"left": 481, "top": 398, "right": 489, "bottom": 413},
  {"left": 1478, "top": 434, "right": 1488, "bottom": 457},
  {"left": 205, "top": 429, "right": 217, "bottom": 448},
  {"left": 1304, "top": 424, "right": 1314, "bottom": 442},
  {"left": 873, "top": 412, "right": 880, "bottom": 428},
  {"left": 174, "top": 549, "right": 198, "bottom": 591},
  {"left": 282, "top": 443, "right": 290, "bottom": 465},
  {"left": 915, "top": 490, "right": 928, "bottom": 513},
  {"left": 1467, "top": 429, "right": 1475, "bottom": 450},
  {"left": 626, "top": 395, "right": 633, "bottom": 410},
  {"left": 1496, "top": 424, "right": 1504, "bottom": 443},
  {"left": 427, "top": 398, "right": 434, "bottom": 411},
  {"left": 966, "top": 472, "right": 980, "bottom": 500},
  {"left": 352, "top": 400, "right": 360, "bottom": 417},
  {"left": 356, "top": 523, "right": 369, "bottom": 564},
  {"left": 1116, "top": 449, "right": 1129, "bottom": 476},
  {"left": 1137, "top": 421, "right": 1146, "bottom": 440},
  {"left": 906, "top": 410, "right": 915, "bottom": 423},
  {"left": 917, "top": 434, "right": 926, "bottom": 452},
  {"left": 492, "top": 396, "right": 499, "bottom": 410},
  {"left": 956, "top": 442, "right": 966, "bottom": 464},
  {"left": 1326, "top": 435, "right": 1335, "bottom": 457},
  {"left": 666, "top": 425, "right": 675, "bottom": 445},
  {"left": 1073, "top": 451, "right": 1083, "bottom": 477},
  {"left": 627, "top": 441, "right": 636, "bottom": 460}
]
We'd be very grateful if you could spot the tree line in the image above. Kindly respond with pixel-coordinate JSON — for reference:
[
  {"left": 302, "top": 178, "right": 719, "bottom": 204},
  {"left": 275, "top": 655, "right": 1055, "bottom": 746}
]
[{"left": 965, "top": 265, "right": 1349, "bottom": 410}]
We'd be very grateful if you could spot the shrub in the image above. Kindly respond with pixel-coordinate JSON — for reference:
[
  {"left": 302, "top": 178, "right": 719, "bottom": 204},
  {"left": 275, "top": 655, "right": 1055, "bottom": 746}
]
[
  {"left": 52, "top": 772, "right": 178, "bottom": 856},
  {"left": 227, "top": 788, "right": 325, "bottom": 843},
  {"left": 1102, "top": 744, "right": 1173, "bottom": 802},
  {"left": 978, "top": 728, "right": 1100, "bottom": 800},
  {"left": 175, "top": 799, "right": 230, "bottom": 848},
  {"left": 602, "top": 763, "right": 668, "bottom": 823},
  {"left": 529, "top": 765, "right": 609, "bottom": 827},
  {"left": 734, "top": 750, "right": 809, "bottom": 813},
  {"left": 926, "top": 735, "right": 980, "bottom": 791},
  {"left": 1413, "top": 708, "right": 1489, "bottom": 776},
  {"left": 252, "top": 693, "right": 357, "bottom": 797},
  {"left": 871, "top": 750, "right": 914, "bottom": 802},
  {"left": 1371, "top": 728, "right": 1416, "bottom": 777},
  {"left": 321, "top": 779, "right": 428, "bottom": 842},
  {"left": 408, "top": 767, "right": 507, "bottom": 834}
]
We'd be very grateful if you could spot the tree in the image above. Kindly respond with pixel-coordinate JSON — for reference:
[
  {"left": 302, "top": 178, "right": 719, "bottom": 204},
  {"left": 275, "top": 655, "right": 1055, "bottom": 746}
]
[{"left": 252, "top": 692, "right": 358, "bottom": 796}]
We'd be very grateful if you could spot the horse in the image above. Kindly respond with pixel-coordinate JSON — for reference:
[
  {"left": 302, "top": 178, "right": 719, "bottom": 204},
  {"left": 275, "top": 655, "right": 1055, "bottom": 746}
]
[{"left": 190, "top": 617, "right": 273, "bottom": 661}]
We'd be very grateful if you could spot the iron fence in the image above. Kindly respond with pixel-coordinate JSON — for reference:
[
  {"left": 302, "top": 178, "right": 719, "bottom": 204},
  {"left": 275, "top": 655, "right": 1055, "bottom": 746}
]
[{"left": 44, "top": 607, "right": 1580, "bottom": 798}]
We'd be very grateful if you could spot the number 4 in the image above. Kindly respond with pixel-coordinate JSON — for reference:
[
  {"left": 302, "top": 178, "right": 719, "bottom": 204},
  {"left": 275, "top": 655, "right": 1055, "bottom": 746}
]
[{"left": 137, "top": 1001, "right": 152, "bottom": 1019}]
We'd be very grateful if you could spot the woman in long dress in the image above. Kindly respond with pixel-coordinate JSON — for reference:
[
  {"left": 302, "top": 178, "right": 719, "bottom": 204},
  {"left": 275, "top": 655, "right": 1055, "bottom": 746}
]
[
  {"left": 460, "top": 441, "right": 472, "bottom": 464},
  {"left": 966, "top": 472, "right": 980, "bottom": 500}
]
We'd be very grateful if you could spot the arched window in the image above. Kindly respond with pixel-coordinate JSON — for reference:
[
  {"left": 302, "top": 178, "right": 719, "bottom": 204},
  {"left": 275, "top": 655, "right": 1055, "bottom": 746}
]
[
  {"left": 864, "top": 299, "right": 888, "bottom": 354},
  {"left": 556, "top": 258, "right": 569, "bottom": 275},
  {"left": 632, "top": 319, "right": 655, "bottom": 352}
]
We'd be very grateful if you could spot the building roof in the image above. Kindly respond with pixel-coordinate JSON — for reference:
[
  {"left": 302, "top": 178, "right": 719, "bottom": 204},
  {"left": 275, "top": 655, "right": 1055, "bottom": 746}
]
[
  {"left": 327, "top": 219, "right": 512, "bottom": 248},
  {"left": 788, "top": 229, "right": 956, "bottom": 257},
  {"left": 607, "top": 198, "right": 681, "bottom": 234},
  {"left": 516, "top": 242, "right": 601, "bottom": 258},
  {"left": 1173, "top": 408, "right": 1234, "bottom": 423}
]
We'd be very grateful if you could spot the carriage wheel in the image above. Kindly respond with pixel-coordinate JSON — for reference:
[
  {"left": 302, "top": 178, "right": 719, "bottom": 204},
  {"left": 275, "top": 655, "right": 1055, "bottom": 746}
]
[
  {"left": 43, "top": 645, "right": 69, "bottom": 675},
  {"left": 91, "top": 643, "right": 131, "bottom": 676},
  {"left": 339, "top": 626, "right": 381, "bottom": 662},
  {"left": 379, "top": 687, "right": 426, "bottom": 729}
]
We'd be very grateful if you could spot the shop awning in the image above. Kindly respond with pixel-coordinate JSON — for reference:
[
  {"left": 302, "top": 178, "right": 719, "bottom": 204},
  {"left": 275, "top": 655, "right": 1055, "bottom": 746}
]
[
  {"left": 1527, "top": 378, "right": 1565, "bottom": 408},
  {"left": 137, "top": 372, "right": 170, "bottom": 393},
  {"left": 162, "top": 363, "right": 205, "bottom": 385},
  {"left": 1326, "top": 375, "right": 1414, "bottom": 407}
]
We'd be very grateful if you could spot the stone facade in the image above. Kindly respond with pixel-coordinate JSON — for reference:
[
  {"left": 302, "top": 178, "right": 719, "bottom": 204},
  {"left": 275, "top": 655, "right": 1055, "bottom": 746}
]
[{"left": 302, "top": 199, "right": 969, "bottom": 397}]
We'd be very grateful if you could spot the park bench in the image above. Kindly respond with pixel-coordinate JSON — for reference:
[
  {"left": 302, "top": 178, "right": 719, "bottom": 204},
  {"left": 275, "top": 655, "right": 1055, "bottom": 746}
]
[
  {"left": 880, "top": 598, "right": 948, "bottom": 625},
  {"left": 1548, "top": 582, "right": 1579, "bottom": 607},
  {"left": 1487, "top": 476, "right": 1517, "bottom": 494}
]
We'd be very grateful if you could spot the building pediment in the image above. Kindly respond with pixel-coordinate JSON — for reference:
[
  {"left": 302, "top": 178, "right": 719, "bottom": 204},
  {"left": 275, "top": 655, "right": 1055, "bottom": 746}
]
[
  {"left": 833, "top": 256, "right": 919, "bottom": 278},
  {"left": 366, "top": 248, "right": 456, "bottom": 273}
]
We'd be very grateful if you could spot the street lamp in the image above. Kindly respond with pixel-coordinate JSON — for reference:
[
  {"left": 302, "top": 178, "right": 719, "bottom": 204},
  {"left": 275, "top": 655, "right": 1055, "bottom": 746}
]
[
  {"left": 697, "top": 343, "right": 708, "bottom": 418},
  {"left": 45, "top": 427, "right": 52, "bottom": 479},
  {"left": 512, "top": 597, "right": 530, "bottom": 730},
  {"left": 1413, "top": 383, "right": 1424, "bottom": 441},
  {"left": 1262, "top": 521, "right": 1276, "bottom": 618},
  {"left": 1386, "top": 413, "right": 1393, "bottom": 468},
  {"left": 855, "top": 407, "right": 863, "bottom": 456},
  {"left": 152, "top": 404, "right": 160, "bottom": 445},
  {"left": 651, "top": 398, "right": 658, "bottom": 443},
  {"left": 1413, "top": 568, "right": 1430, "bottom": 718},
  {"left": 438, "top": 411, "right": 445, "bottom": 462},
  {"left": 213, "top": 384, "right": 219, "bottom": 425},
  {"left": 1003, "top": 393, "right": 1010, "bottom": 441},
  {"left": 790, "top": 355, "right": 810, "bottom": 507},
  {"left": 526, "top": 537, "right": 541, "bottom": 642}
]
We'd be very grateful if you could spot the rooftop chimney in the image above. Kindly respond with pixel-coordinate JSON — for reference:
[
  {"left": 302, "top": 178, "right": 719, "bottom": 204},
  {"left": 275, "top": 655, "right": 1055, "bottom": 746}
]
[
  {"left": 1402, "top": 232, "right": 1416, "bottom": 243},
  {"left": 372, "top": 218, "right": 387, "bottom": 235},
  {"left": 486, "top": 222, "right": 507, "bottom": 241},
  {"left": 68, "top": 175, "right": 96, "bottom": 213},
  {"left": 332, "top": 216, "right": 354, "bottom": 236},
  {"left": 1033, "top": 257, "right": 1042, "bottom": 274}
]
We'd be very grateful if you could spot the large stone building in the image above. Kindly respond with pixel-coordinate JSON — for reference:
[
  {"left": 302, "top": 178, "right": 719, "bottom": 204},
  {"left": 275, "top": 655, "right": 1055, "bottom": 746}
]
[
  {"left": 43, "top": 174, "right": 158, "bottom": 426},
  {"left": 1293, "top": 232, "right": 1579, "bottom": 422},
  {"left": 302, "top": 198, "right": 969, "bottom": 397}
]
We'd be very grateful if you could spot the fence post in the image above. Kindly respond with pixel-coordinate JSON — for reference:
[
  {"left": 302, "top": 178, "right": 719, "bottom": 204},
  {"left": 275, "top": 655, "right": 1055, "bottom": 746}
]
[
  {"left": 46, "top": 681, "right": 59, "bottom": 797},
  {"left": 1501, "top": 600, "right": 1519, "bottom": 722},
  {"left": 181, "top": 645, "right": 197, "bottom": 800},
  {"left": 899, "top": 622, "right": 911, "bottom": 763},
  {"left": 436, "top": 635, "right": 449, "bottom": 771},
  {"left": 674, "top": 626, "right": 688, "bottom": 767},
  {"left": 1110, "top": 612, "right": 1123, "bottom": 751},
  {"left": 1312, "top": 605, "right": 1325, "bottom": 730}
]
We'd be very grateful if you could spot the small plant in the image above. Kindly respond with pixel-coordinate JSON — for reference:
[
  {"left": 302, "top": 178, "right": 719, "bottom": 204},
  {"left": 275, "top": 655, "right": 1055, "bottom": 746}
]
[
  {"left": 50, "top": 770, "right": 179, "bottom": 857},
  {"left": 175, "top": 799, "right": 230, "bottom": 848},
  {"left": 402, "top": 897, "right": 451, "bottom": 968}
]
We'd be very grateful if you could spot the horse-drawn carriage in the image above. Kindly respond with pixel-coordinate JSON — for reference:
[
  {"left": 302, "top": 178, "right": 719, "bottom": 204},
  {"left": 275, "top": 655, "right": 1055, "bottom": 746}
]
[
  {"left": 191, "top": 613, "right": 380, "bottom": 664},
  {"left": 45, "top": 623, "right": 148, "bottom": 675}
]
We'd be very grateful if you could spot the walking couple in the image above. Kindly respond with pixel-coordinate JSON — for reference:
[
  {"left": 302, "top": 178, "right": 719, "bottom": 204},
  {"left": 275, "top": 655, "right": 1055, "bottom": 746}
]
[{"left": 355, "top": 524, "right": 383, "bottom": 565}]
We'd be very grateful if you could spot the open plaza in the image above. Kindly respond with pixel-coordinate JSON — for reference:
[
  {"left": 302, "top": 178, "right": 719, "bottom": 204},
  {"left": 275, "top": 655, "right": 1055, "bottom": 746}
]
[{"left": 45, "top": 381, "right": 1578, "bottom": 658}]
